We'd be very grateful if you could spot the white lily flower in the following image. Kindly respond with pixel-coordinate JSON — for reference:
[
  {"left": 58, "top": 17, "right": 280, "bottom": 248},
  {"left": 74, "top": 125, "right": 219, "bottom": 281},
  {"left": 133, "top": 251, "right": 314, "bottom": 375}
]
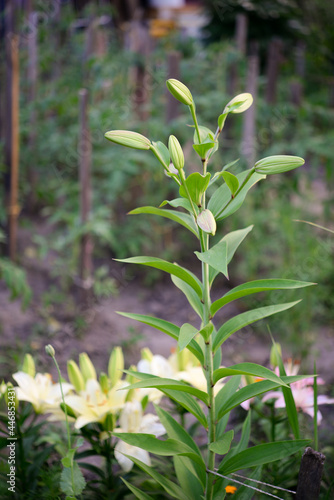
[
  {"left": 65, "top": 378, "right": 127, "bottom": 429},
  {"left": 114, "top": 400, "right": 165, "bottom": 472},
  {"left": 136, "top": 354, "right": 174, "bottom": 403},
  {"left": 13, "top": 371, "right": 73, "bottom": 414}
]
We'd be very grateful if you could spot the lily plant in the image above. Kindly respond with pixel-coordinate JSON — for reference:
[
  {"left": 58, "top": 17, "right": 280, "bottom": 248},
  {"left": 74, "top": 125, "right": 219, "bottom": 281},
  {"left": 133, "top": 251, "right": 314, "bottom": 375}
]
[{"left": 105, "top": 79, "right": 316, "bottom": 500}]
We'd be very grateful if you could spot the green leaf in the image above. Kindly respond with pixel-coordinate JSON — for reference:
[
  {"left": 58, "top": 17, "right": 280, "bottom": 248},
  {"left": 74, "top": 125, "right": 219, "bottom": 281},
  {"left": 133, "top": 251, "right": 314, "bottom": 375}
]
[
  {"left": 121, "top": 478, "right": 152, "bottom": 500},
  {"left": 213, "top": 301, "right": 302, "bottom": 352},
  {"left": 193, "top": 125, "right": 215, "bottom": 144},
  {"left": 179, "top": 172, "right": 211, "bottom": 206},
  {"left": 211, "top": 279, "right": 316, "bottom": 317},
  {"left": 195, "top": 240, "right": 228, "bottom": 279},
  {"left": 179, "top": 323, "right": 199, "bottom": 351},
  {"left": 219, "top": 440, "right": 310, "bottom": 475},
  {"left": 160, "top": 197, "right": 193, "bottom": 211},
  {"left": 129, "top": 206, "right": 198, "bottom": 237},
  {"left": 209, "top": 226, "right": 253, "bottom": 286},
  {"left": 151, "top": 140, "right": 170, "bottom": 168},
  {"left": 60, "top": 462, "right": 86, "bottom": 497},
  {"left": 122, "top": 376, "right": 209, "bottom": 405},
  {"left": 276, "top": 347, "right": 300, "bottom": 439},
  {"left": 231, "top": 466, "right": 262, "bottom": 500},
  {"left": 216, "top": 375, "right": 309, "bottom": 420},
  {"left": 209, "top": 160, "right": 240, "bottom": 187},
  {"left": 117, "top": 312, "right": 204, "bottom": 363},
  {"left": 154, "top": 406, "right": 206, "bottom": 489},
  {"left": 209, "top": 430, "right": 234, "bottom": 455},
  {"left": 173, "top": 456, "right": 204, "bottom": 500},
  {"left": 115, "top": 257, "right": 202, "bottom": 297},
  {"left": 215, "top": 376, "right": 241, "bottom": 423},
  {"left": 125, "top": 455, "right": 189, "bottom": 500},
  {"left": 162, "top": 389, "right": 208, "bottom": 428},
  {"left": 113, "top": 433, "right": 205, "bottom": 467},
  {"left": 208, "top": 169, "right": 265, "bottom": 221},
  {"left": 126, "top": 371, "right": 207, "bottom": 427},
  {"left": 221, "top": 171, "right": 239, "bottom": 196},
  {"left": 171, "top": 275, "right": 203, "bottom": 318},
  {"left": 213, "top": 363, "right": 288, "bottom": 387},
  {"left": 193, "top": 140, "right": 216, "bottom": 159}
]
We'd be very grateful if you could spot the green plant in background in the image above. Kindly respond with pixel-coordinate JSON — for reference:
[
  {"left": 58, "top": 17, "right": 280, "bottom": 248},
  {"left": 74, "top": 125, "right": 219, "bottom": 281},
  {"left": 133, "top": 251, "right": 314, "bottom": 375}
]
[{"left": 104, "top": 79, "right": 317, "bottom": 499}]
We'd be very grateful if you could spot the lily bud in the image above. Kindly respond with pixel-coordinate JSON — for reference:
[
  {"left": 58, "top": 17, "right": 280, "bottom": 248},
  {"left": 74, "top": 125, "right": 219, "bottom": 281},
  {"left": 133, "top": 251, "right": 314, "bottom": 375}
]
[
  {"left": 254, "top": 155, "right": 305, "bottom": 175},
  {"left": 99, "top": 372, "right": 109, "bottom": 394},
  {"left": 45, "top": 344, "right": 55, "bottom": 357},
  {"left": 168, "top": 135, "right": 184, "bottom": 171},
  {"left": 225, "top": 93, "right": 253, "bottom": 114},
  {"left": 22, "top": 353, "right": 35, "bottom": 377},
  {"left": 79, "top": 353, "right": 97, "bottom": 382},
  {"left": 197, "top": 209, "right": 216, "bottom": 236},
  {"left": 166, "top": 78, "right": 193, "bottom": 106},
  {"left": 67, "top": 360, "right": 85, "bottom": 392},
  {"left": 270, "top": 342, "right": 282, "bottom": 369},
  {"left": 108, "top": 347, "right": 124, "bottom": 387},
  {"left": 140, "top": 348, "right": 153, "bottom": 362},
  {"left": 104, "top": 130, "right": 151, "bottom": 150}
]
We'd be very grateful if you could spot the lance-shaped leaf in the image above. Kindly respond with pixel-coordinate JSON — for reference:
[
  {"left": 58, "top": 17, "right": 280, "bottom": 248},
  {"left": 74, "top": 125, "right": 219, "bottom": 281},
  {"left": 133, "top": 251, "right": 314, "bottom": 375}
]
[
  {"left": 213, "top": 301, "right": 301, "bottom": 353},
  {"left": 117, "top": 312, "right": 204, "bottom": 363},
  {"left": 219, "top": 440, "right": 310, "bottom": 475},
  {"left": 127, "top": 371, "right": 207, "bottom": 427},
  {"left": 105, "top": 130, "right": 151, "bottom": 149},
  {"left": 213, "top": 363, "right": 288, "bottom": 387},
  {"left": 150, "top": 141, "right": 170, "bottom": 168},
  {"left": 215, "top": 375, "right": 241, "bottom": 423},
  {"left": 129, "top": 206, "right": 198, "bottom": 237},
  {"left": 195, "top": 240, "right": 228, "bottom": 279},
  {"left": 178, "top": 323, "right": 199, "bottom": 351},
  {"left": 209, "top": 159, "right": 240, "bottom": 187},
  {"left": 155, "top": 405, "right": 206, "bottom": 493},
  {"left": 208, "top": 169, "right": 266, "bottom": 221},
  {"left": 112, "top": 433, "right": 205, "bottom": 468},
  {"left": 211, "top": 279, "right": 316, "bottom": 317},
  {"left": 216, "top": 375, "right": 311, "bottom": 420},
  {"left": 209, "top": 430, "right": 234, "bottom": 455},
  {"left": 193, "top": 139, "right": 216, "bottom": 159},
  {"left": 121, "top": 478, "right": 152, "bottom": 500},
  {"left": 197, "top": 209, "right": 216, "bottom": 235},
  {"left": 125, "top": 455, "right": 189, "bottom": 500},
  {"left": 221, "top": 171, "right": 239, "bottom": 196},
  {"left": 209, "top": 225, "right": 253, "bottom": 286},
  {"left": 115, "top": 257, "right": 202, "bottom": 297},
  {"left": 160, "top": 197, "right": 193, "bottom": 211},
  {"left": 179, "top": 172, "right": 211, "bottom": 207},
  {"left": 171, "top": 275, "right": 203, "bottom": 319},
  {"left": 120, "top": 375, "right": 209, "bottom": 405}
]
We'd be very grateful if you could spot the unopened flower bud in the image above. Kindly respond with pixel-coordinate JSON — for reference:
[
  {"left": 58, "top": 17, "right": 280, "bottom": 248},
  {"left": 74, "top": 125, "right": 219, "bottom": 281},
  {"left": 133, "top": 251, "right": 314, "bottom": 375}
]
[
  {"left": 168, "top": 135, "right": 184, "bottom": 171},
  {"left": 99, "top": 372, "right": 109, "bottom": 394},
  {"left": 108, "top": 347, "right": 124, "bottom": 387},
  {"left": 104, "top": 130, "right": 151, "bottom": 150},
  {"left": 45, "top": 344, "right": 55, "bottom": 357},
  {"left": 270, "top": 342, "right": 282, "bottom": 369},
  {"left": 79, "top": 353, "right": 96, "bottom": 382},
  {"left": 254, "top": 155, "right": 305, "bottom": 175},
  {"left": 197, "top": 209, "right": 216, "bottom": 236},
  {"left": 140, "top": 348, "right": 153, "bottom": 362},
  {"left": 224, "top": 93, "right": 253, "bottom": 114},
  {"left": 67, "top": 360, "right": 85, "bottom": 392},
  {"left": 22, "top": 353, "right": 35, "bottom": 377},
  {"left": 166, "top": 79, "right": 193, "bottom": 106}
]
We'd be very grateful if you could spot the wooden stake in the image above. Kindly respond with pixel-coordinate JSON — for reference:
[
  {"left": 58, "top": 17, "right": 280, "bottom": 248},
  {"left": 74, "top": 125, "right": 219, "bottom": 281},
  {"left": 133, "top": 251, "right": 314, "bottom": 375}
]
[
  {"left": 27, "top": 11, "right": 38, "bottom": 211},
  {"left": 5, "top": 32, "right": 20, "bottom": 261},
  {"left": 166, "top": 51, "right": 181, "bottom": 123},
  {"left": 241, "top": 42, "right": 259, "bottom": 167},
  {"left": 78, "top": 89, "right": 93, "bottom": 306},
  {"left": 296, "top": 447, "right": 325, "bottom": 500}
]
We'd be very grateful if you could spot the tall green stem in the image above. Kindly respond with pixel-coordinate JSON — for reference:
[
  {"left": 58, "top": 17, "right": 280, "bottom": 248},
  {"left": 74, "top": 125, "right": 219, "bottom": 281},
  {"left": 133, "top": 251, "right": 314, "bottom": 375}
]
[{"left": 200, "top": 228, "right": 215, "bottom": 499}]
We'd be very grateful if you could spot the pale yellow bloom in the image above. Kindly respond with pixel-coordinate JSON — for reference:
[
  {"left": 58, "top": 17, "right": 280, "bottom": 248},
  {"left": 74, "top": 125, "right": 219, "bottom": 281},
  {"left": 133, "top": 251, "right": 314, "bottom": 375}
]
[
  {"left": 114, "top": 400, "right": 165, "bottom": 472},
  {"left": 13, "top": 371, "right": 73, "bottom": 414},
  {"left": 65, "top": 379, "right": 127, "bottom": 429}
]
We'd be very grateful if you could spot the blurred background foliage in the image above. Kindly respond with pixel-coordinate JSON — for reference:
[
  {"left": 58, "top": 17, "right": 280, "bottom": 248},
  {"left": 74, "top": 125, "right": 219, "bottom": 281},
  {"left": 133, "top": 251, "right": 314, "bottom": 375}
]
[{"left": 0, "top": 0, "right": 333, "bottom": 356}]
